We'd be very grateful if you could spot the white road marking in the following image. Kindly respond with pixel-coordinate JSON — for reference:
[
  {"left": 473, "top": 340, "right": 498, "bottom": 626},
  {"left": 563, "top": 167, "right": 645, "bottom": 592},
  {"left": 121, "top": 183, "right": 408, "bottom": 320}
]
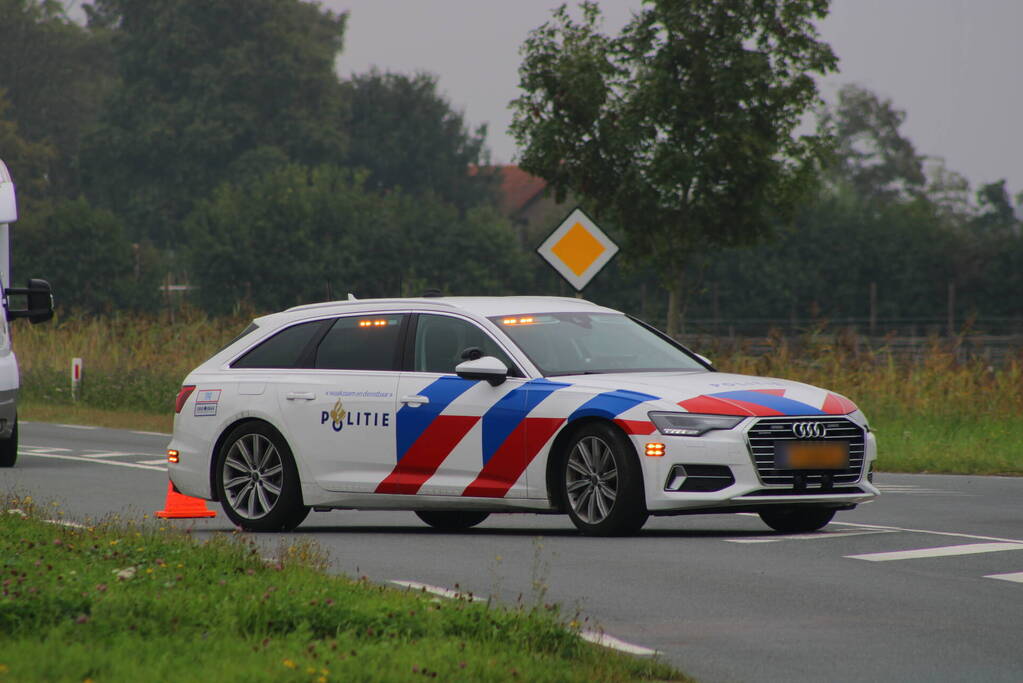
[
  {"left": 876, "top": 485, "right": 968, "bottom": 496},
  {"left": 390, "top": 580, "right": 486, "bottom": 602},
  {"left": 390, "top": 580, "right": 660, "bottom": 657},
  {"left": 579, "top": 630, "right": 660, "bottom": 656},
  {"left": 79, "top": 451, "right": 136, "bottom": 458},
  {"left": 19, "top": 450, "right": 166, "bottom": 472},
  {"left": 831, "top": 520, "right": 1023, "bottom": 545},
  {"left": 19, "top": 446, "right": 71, "bottom": 453},
  {"left": 44, "top": 519, "right": 88, "bottom": 529},
  {"left": 132, "top": 431, "right": 171, "bottom": 437},
  {"left": 726, "top": 529, "right": 897, "bottom": 544},
  {"left": 137, "top": 458, "right": 170, "bottom": 466},
  {"left": 53, "top": 424, "right": 98, "bottom": 430},
  {"left": 847, "top": 542, "right": 1023, "bottom": 562},
  {"left": 985, "top": 572, "right": 1023, "bottom": 584}
]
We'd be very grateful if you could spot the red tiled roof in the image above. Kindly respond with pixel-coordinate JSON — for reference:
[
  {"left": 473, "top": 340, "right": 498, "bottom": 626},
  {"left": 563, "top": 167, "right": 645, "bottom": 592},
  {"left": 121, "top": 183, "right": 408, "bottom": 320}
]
[{"left": 471, "top": 165, "right": 548, "bottom": 215}]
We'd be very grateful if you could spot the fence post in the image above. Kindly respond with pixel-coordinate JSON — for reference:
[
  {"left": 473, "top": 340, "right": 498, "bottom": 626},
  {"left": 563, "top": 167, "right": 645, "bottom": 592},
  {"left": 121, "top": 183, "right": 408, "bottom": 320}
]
[
  {"left": 869, "top": 282, "right": 877, "bottom": 337},
  {"left": 947, "top": 281, "right": 956, "bottom": 337},
  {"left": 71, "top": 357, "right": 82, "bottom": 401}
]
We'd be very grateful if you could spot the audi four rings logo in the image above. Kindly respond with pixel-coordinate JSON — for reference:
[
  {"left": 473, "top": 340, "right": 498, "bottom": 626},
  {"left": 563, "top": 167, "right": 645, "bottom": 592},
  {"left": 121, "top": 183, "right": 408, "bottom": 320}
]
[{"left": 793, "top": 422, "right": 828, "bottom": 439}]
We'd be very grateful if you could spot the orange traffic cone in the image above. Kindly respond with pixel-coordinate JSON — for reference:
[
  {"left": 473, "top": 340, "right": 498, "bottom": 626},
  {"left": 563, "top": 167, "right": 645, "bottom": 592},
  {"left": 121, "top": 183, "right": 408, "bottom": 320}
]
[{"left": 155, "top": 480, "right": 217, "bottom": 519}]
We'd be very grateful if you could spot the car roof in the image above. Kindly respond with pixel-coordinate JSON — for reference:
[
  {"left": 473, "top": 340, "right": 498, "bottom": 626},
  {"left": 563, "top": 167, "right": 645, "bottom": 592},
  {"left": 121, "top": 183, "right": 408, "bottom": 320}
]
[{"left": 263, "top": 296, "right": 620, "bottom": 324}]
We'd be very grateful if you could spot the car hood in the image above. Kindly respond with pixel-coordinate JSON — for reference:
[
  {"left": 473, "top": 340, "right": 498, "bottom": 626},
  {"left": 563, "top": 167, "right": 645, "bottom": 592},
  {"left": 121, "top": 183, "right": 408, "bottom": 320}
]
[{"left": 550, "top": 371, "right": 858, "bottom": 417}]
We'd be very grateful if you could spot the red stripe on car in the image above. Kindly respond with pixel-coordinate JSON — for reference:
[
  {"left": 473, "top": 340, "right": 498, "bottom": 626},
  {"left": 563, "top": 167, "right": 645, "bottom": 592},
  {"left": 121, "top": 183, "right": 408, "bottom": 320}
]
[
  {"left": 375, "top": 415, "right": 479, "bottom": 495},
  {"left": 462, "top": 417, "right": 564, "bottom": 498},
  {"left": 822, "top": 393, "right": 858, "bottom": 415},
  {"left": 614, "top": 419, "right": 656, "bottom": 435}
]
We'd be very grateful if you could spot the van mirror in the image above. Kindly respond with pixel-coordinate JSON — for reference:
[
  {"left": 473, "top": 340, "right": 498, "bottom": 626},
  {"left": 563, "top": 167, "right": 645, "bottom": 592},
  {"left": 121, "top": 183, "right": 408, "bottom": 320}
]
[{"left": 6, "top": 278, "right": 53, "bottom": 324}]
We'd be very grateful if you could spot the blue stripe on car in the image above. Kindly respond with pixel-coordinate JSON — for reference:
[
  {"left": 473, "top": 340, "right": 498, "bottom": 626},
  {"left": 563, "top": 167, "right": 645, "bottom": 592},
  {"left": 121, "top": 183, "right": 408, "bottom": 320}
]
[
  {"left": 567, "top": 389, "right": 660, "bottom": 423},
  {"left": 396, "top": 376, "right": 476, "bottom": 460},
  {"left": 481, "top": 379, "right": 570, "bottom": 464},
  {"left": 710, "top": 390, "right": 826, "bottom": 416}
]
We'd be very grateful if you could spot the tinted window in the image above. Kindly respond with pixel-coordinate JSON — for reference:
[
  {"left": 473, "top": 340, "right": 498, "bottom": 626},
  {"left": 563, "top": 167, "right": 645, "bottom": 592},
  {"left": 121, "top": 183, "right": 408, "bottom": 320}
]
[
  {"left": 232, "top": 320, "right": 325, "bottom": 369},
  {"left": 315, "top": 314, "right": 406, "bottom": 371},
  {"left": 414, "top": 314, "right": 518, "bottom": 375}
]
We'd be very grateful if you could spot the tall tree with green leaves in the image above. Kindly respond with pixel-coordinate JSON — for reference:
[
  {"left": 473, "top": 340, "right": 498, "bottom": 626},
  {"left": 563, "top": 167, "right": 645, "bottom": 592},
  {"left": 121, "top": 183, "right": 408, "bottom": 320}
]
[
  {"left": 83, "top": 0, "right": 349, "bottom": 245},
  {"left": 511, "top": 0, "right": 837, "bottom": 334},
  {"left": 820, "top": 83, "right": 927, "bottom": 202},
  {"left": 345, "top": 70, "right": 498, "bottom": 211},
  {"left": 0, "top": 0, "right": 114, "bottom": 199}
]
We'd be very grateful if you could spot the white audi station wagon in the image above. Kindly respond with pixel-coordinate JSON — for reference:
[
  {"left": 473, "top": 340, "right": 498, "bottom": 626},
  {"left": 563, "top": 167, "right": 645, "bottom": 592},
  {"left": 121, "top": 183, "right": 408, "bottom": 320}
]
[{"left": 167, "top": 296, "right": 878, "bottom": 535}]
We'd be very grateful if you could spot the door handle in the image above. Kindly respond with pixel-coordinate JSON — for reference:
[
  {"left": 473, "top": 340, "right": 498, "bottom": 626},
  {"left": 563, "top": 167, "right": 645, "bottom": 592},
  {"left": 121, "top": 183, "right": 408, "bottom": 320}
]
[
  {"left": 286, "top": 392, "right": 316, "bottom": 401},
  {"left": 401, "top": 395, "right": 429, "bottom": 407}
]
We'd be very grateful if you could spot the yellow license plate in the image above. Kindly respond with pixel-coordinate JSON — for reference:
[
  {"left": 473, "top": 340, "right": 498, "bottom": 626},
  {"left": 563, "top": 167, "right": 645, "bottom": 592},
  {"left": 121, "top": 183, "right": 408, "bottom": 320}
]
[{"left": 776, "top": 441, "right": 849, "bottom": 470}]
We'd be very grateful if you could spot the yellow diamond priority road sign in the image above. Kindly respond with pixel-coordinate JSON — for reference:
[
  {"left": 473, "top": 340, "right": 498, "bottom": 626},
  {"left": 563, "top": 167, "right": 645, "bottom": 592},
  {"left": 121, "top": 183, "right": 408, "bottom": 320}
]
[{"left": 537, "top": 208, "right": 618, "bottom": 291}]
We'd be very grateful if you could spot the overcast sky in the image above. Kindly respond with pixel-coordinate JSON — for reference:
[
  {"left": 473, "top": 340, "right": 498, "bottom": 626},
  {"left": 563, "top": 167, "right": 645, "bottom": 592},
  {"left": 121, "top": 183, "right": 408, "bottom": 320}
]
[{"left": 325, "top": 0, "right": 1022, "bottom": 199}]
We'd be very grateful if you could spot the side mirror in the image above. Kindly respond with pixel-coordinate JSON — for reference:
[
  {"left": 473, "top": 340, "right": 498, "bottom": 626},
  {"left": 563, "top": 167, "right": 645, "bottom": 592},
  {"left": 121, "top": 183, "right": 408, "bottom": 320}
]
[
  {"left": 6, "top": 278, "right": 54, "bottom": 324},
  {"left": 455, "top": 355, "right": 508, "bottom": 386}
]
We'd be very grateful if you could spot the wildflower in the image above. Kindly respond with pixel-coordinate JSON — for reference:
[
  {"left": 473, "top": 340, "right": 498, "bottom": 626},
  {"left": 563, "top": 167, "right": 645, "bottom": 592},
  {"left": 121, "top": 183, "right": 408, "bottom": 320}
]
[{"left": 282, "top": 659, "right": 297, "bottom": 670}]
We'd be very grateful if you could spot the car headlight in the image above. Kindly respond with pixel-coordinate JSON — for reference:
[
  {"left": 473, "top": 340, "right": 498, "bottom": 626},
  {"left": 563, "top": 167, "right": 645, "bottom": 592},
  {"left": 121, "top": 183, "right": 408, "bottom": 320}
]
[{"left": 647, "top": 411, "right": 744, "bottom": 436}]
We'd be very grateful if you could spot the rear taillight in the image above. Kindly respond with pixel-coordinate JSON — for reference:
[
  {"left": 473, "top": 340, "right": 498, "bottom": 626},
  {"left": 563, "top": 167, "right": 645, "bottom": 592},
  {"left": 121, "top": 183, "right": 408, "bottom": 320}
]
[{"left": 175, "top": 385, "right": 196, "bottom": 413}]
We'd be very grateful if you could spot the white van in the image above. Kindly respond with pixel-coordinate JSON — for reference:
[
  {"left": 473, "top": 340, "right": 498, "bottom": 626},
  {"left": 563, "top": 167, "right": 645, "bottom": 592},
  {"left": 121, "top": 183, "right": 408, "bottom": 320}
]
[{"left": 0, "top": 160, "right": 54, "bottom": 467}]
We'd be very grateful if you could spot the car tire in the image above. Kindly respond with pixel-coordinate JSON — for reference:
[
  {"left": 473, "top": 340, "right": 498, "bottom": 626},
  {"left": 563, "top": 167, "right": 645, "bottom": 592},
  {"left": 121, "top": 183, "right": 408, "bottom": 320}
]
[
  {"left": 561, "top": 422, "right": 648, "bottom": 536},
  {"left": 414, "top": 510, "right": 490, "bottom": 531},
  {"left": 759, "top": 506, "right": 836, "bottom": 533},
  {"left": 215, "top": 422, "right": 309, "bottom": 532},
  {"left": 0, "top": 418, "right": 16, "bottom": 468}
]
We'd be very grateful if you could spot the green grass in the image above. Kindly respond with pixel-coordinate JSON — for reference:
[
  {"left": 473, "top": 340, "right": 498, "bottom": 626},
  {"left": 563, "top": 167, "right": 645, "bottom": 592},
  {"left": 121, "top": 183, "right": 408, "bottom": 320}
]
[{"left": 0, "top": 497, "right": 686, "bottom": 682}]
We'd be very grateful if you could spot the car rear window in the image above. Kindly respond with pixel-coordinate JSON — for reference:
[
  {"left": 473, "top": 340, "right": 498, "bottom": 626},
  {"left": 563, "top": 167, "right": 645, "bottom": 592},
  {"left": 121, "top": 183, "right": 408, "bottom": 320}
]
[
  {"left": 231, "top": 320, "right": 326, "bottom": 369},
  {"left": 315, "top": 314, "right": 407, "bottom": 371}
]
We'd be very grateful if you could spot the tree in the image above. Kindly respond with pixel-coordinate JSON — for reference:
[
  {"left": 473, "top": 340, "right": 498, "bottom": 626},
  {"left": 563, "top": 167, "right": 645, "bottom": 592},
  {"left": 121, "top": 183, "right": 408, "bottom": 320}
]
[
  {"left": 511, "top": 0, "right": 837, "bottom": 335},
  {"left": 820, "top": 84, "right": 926, "bottom": 202},
  {"left": 0, "top": 0, "right": 114, "bottom": 199},
  {"left": 185, "top": 165, "right": 527, "bottom": 315},
  {"left": 345, "top": 70, "right": 499, "bottom": 211},
  {"left": 83, "top": 0, "right": 349, "bottom": 245},
  {"left": 12, "top": 197, "right": 160, "bottom": 312}
]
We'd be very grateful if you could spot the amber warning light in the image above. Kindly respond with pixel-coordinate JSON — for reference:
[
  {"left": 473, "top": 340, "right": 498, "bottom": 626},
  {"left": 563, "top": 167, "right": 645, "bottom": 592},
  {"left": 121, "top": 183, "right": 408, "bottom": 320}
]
[
  {"left": 167, "top": 449, "right": 180, "bottom": 463},
  {"left": 358, "top": 319, "right": 391, "bottom": 328},
  {"left": 501, "top": 317, "right": 535, "bottom": 325}
]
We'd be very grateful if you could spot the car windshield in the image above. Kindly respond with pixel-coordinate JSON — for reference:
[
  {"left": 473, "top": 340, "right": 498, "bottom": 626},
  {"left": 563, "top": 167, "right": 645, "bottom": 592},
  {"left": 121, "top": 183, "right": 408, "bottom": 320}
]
[{"left": 489, "top": 312, "right": 706, "bottom": 376}]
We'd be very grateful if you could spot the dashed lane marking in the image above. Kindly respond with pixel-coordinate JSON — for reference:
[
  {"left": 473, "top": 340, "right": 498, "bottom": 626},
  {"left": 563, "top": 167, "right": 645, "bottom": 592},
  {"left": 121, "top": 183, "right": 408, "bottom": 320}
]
[
  {"left": 831, "top": 520, "right": 1023, "bottom": 545},
  {"left": 726, "top": 528, "right": 898, "bottom": 543},
  {"left": 579, "top": 630, "right": 660, "bottom": 656},
  {"left": 18, "top": 449, "right": 166, "bottom": 472},
  {"left": 846, "top": 542, "right": 1023, "bottom": 562},
  {"left": 985, "top": 572, "right": 1023, "bottom": 583},
  {"left": 390, "top": 580, "right": 486, "bottom": 602},
  {"left": 53, "top": 424, "right": 99, "bottom": 430},
  {"left": 131, "top": 431, "right": 171, "bottom": 437},
  {"left": 390, "top": 580, "right": 660, "bottom": 656}
]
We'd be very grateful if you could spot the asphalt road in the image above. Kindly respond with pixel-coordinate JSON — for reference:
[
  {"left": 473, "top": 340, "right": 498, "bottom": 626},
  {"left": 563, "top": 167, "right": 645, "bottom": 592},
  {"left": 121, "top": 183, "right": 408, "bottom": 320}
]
[{"left": 6, "top": 421, "right": 1023, "bottom": 682}]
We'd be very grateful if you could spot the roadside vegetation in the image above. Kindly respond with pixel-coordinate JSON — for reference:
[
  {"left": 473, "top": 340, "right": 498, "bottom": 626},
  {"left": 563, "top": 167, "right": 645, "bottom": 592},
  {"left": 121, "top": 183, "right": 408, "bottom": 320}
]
[
  {"left": 15, "top": 312, "right": 1023, "bottom": 475},
  {"left": 0, "top": 496, "right": 685, "bottom": 682}
]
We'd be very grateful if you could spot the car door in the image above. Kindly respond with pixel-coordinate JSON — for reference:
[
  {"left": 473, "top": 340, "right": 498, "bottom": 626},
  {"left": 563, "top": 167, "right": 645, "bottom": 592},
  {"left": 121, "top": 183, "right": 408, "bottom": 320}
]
[
  {"left": 381, "top": 313, "right": 562, "bottom": 499},
  {"left": 274, "top": 313, "right": 406, "bottom": 493}
]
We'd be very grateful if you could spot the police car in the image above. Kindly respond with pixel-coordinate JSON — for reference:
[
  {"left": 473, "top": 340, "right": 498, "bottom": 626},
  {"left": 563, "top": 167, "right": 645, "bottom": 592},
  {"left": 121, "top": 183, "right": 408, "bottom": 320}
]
[{"left": 167, "top": 296, "right": 878, "bottom": 536}]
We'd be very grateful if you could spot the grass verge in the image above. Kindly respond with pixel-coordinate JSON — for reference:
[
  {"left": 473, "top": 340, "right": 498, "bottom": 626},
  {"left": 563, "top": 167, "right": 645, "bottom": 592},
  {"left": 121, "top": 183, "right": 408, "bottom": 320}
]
[
  {"left": 19, "top": 401, "right": 173, "bottom": 434},
  {"left": 0, "top": 496, "right": 686, "bottom": 682}
]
